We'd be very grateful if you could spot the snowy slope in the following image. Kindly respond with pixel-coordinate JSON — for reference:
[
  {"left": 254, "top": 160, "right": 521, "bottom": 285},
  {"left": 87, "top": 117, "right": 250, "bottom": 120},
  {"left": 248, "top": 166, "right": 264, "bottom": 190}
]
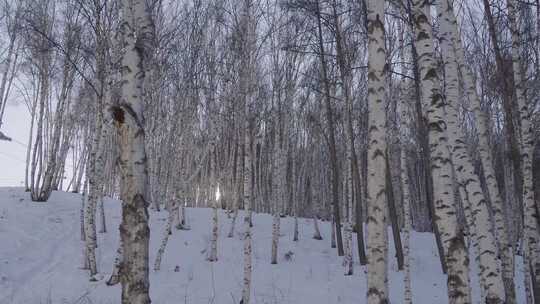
[{"left": 0, "top": 188, "right": 526, "bottom": 304}]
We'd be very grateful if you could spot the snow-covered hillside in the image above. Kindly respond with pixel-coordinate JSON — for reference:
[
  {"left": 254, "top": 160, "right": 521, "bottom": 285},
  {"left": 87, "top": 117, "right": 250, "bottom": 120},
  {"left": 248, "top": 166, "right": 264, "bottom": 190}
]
[{"left": 0, "top": 188, "right": 526, "bottom": 303}]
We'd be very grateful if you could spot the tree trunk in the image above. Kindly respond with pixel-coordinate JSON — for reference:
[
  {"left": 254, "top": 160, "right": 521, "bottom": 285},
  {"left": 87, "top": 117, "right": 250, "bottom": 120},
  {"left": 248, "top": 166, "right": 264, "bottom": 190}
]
[
  {"left": 209, "top": 148, "right": 219, "bottom": 262},
  {"left": 315, "top": 0, "right": 343, "bottom": 256},
  {"left": 313, "top": 216, "right": 323, "bottom": 240},
  {"left": 506, "top": 0, "right": 540, "bottom": 302},
  {"left": 293, "top": 216, "right": 299, "bottom": 242},
  {"left": 0, "top": 31, "right": 17, "bottom": 127},
  {"left": 114, "top": 0, "right": 154, "bottom": 302},
  {"left": 271, "top": 141, "right": 285, "bottom": 264},
  {"left": 405, "top": 0, "right": 447, "bottom": 273},
  {"left": 447, "top": 3, "right": 516, "bottom": 301},
  {"left": 400, "top": 98, "right": 413, "bottom": 304},
  {"left": 386, "top": 155, "right": 404, "bottom": 271},
  {"left": 106, "top": 239, "right": 123, "bottom": 286},
  {"left": 332, "top": 0, "right": 366, "bottom": 266},
  {"left": 84, "top": 100, "right": 103, "bottom": 277},
  {"left": 98, "top": 197, "right": 107, "bottom": 233},
  {"left": 242, "top": 127, "right": 253, "bottom": 304},
  {"left": 365, "top": 0, "right": 389, "bottom": 302},
  {"left": 481, "top": 0, "right": 523, "bottom": 212},
  {"left": 25, "top": 91, "right": 38, "bottom": 192},
  {"left": 412, "top": 1, "right": 471, "bottom": 302},
  {"left": 331, "top": 214, "right": 337, "bottom": 249},
  {"left": 240, "top": 2, "right": 255, "bottom": 301},
  {"left": 437, "top": 2, "right": 506, "bottom": 302},
  {"left": 80, "top": 181, "right": 88, "bottom": 270},
  {"left": 154, "top": 203, "right": 177, "bottom": 271}
]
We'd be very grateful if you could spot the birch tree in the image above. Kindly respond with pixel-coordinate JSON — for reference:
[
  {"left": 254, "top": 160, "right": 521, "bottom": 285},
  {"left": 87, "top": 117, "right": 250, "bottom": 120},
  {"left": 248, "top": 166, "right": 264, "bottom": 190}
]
[
  {"left": 506, "top": 0, "right": 540, "bottom": 301},
  {"left": 208, "top": 146, "right": 219, "bottom": 262},
  {"left": 444, "top": 3, "right": 516, "bottom": 301},
  {"left": 436, "top": 1, "right": 505, "bottom": 302},
  {"left": 240, "top": 1, "right": 255, "bottom": 302},
  {"left": 365, "top": 0, "right": 389, "bottom": 302},
  {"left": 332, "top": 0, "right": 366, "bottom": 267},
  {"left": 400, "top": 97, "right": 413, "bottom": 304},
  {"left": 0, "top": 0, "right": 21, "bottom": 130},
  {"left": 412, "top": 0, "right": 471, "bottom": 302},
  {"left": 397, "top": 13, "right": 413, "bottom": 304},
  {"left": 314, "top": 0, "right": 344, "bottom": 257},
  {"left": 112, "top": 0, "right": 154, "bottom": 302}
]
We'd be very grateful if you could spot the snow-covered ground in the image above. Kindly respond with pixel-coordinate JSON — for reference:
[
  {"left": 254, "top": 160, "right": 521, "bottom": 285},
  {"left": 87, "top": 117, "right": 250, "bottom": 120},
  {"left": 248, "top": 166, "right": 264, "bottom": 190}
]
[{"left": 0, "top": 187, "right": 526, "bottom": 303}]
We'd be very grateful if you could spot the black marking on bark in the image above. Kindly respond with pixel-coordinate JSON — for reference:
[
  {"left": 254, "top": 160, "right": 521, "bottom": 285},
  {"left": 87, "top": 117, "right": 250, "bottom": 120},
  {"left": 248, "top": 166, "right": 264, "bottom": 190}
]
[
  {"left": 111, "top": 106, "right": 125, "bottom": 124},
  {"left": 428, "top": 121, "right": 444, "bottom": 133},
  {"left": 367, "top": 287, "right": 389, "bottom": 304},
  {"left": 372, "top": 149, "right": 385, "bottom": 160},
  {"left": 424, "top": 68, "right": 438, "bottom": 81},
  {"left": 417, "top": 30, "right": 430, "bottom": 41}
]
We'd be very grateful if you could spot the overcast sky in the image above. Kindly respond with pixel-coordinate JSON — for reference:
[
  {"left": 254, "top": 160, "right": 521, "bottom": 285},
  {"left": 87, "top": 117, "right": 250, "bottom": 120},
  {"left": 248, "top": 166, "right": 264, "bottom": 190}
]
[{"left": 0, "top": 103, "right": 31, "bottom": 187}]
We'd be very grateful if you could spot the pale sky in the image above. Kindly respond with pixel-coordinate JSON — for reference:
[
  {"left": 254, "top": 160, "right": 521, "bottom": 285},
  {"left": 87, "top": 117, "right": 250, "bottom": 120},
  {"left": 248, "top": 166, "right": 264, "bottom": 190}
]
[{"left": 0, "top": 103, "right": 31, "bottom": 187}]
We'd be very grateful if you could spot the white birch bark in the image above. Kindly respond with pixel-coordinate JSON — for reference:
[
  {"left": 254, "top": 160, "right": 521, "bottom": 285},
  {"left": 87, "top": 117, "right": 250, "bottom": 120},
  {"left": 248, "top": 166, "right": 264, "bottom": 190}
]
[
  {"left": 412, "top": 1, "right": 471, "bottom": 302},
  {"left": 114, "top": 0, "right": 154, "bottom": 302},
  {"left": 209, "top": 182, "right": 219, "bottom": 262},
  {"left": 80, "top": 181, "right": 89, "bottom": 270},
  {"left": 228, "top": 145, "right": 241, "bottom": 238},
  {"left": 397, "top": 16, "right": 413, "bottom": 304},
  {"left": 53, "top": 121, "right": 74, "bottom": 191},
  {"left": 25, "top": 90, "right": 38, "bottom": 192},
  {"left": 96, "top": 118, "right": 112, "bottom": 234},
  {"left": 39, "top": 47, "right": 74, "bottom": 200},
  {"left": 436, "top": 2, "right": 506, "bottom": 302},
  {"left": 173, "top": 187, "right": 185, "bottom": 230},
  {"left": 240, "top": 1, "right": 255, "bottom": 302},
  {"left": 73, "top": 144, "right": 88, "bottom": 193},
  {"left": 29, "top": 5, "right": 78, "bottom": 201},
  {"left": 342, "top": 166, "right": 353, "bottom": 275},
  {"left": 333, "top": 0, "right": 361, "bottom": 270},
  {"left": 506, "top": 1, "right": 540, "bottom": 301},
  {"left": 400, "top": 112, "right": 413, "bottom": 304},
  {"left": 0, "top": 22, "right": 17, "bottom": 127},
  {"left": 271, "top": 212, "right": 280, "bottom": 264},
  {"left": 179, "top": 204, "right": 190, "bottom": 230},
  {"left": 80, "top": 181, "right": 87, "bottom": 242},
  {"left": 446, "top": 4, "right": 516, "bottom": 301},
  {"left": 206, "top": 144, "right": 219, "bottom": 262},
  {"left": 311, "top": 167, "right": 323, "bottom": 240},
  {"left": 242, "top": 128, "right": 253, "bottom": 304},
  {"left": 343, "top": 221, "right": 353, "bottom": 275},
  {"left": 106, "top": 239, "right": 123, "bottom": 286},
  {"left": 0, "top": 47, "right": 19, "bottom": 129},
  {"left": 228, "top": 204, "right": 238, "bottom": 237},
  {"left": 84, "top": 31, "right": 109, "bottom": 274},
  {"left": 84, "top": 104, "right": 102, "bottom": 277},
  {"left": 365, "top": 0, "right": 389, "bottom": 302},
  {"left": 30, "top": 30, "right": 51, "bottom": 202},
  {"left": 154, "top": 202, "right": 177, "bottom": 271},
  {"left": 313, "top": 216, "right": 323, "bottom": 240},
  {"left": 271, "top": 143, "right": 285, "bottom": 264},
  {"left": 98, "top": 197, "right": 107, "bottom": 233}
]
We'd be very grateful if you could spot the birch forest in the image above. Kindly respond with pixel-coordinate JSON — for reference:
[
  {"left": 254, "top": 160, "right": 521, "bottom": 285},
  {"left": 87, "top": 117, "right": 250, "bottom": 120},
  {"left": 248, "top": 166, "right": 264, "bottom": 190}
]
[{"left": 0, "top": 0, "right": 539, "bottom": 303}]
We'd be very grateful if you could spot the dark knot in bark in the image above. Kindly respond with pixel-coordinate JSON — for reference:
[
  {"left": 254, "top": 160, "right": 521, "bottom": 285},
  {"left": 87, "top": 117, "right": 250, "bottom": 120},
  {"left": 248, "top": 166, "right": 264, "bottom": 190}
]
[{"left": 110, "top": 106, "right": 125, "bottom": 124}]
